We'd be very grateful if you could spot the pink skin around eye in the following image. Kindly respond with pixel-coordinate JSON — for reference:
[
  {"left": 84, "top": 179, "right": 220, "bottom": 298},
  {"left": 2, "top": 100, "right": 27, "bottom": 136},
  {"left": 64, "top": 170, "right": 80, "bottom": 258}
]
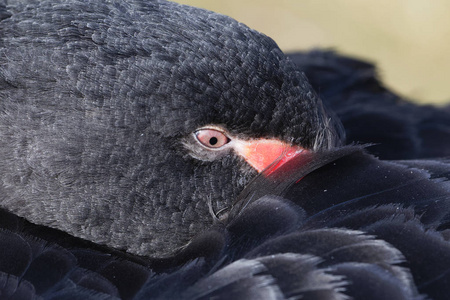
[{"left": 195, "top": 129, "right": 229, "bottom": 148}]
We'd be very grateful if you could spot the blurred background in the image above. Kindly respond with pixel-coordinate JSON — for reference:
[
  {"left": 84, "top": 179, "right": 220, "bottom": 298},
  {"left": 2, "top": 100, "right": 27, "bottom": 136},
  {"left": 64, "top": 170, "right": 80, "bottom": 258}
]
[{"left": 175, "top": 0, "right": 450, "bottom": 105}]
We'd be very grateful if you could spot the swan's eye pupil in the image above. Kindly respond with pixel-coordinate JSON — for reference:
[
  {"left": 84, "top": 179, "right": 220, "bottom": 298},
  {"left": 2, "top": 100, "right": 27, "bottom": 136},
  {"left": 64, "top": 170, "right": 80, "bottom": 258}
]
[{"left": 209, "top": 137, "right": 218, "bottom": 145}]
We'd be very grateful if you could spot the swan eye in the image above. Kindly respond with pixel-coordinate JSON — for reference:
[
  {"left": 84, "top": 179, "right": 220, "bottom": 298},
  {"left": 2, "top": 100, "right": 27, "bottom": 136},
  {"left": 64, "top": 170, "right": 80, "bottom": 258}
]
[{"left": 194, "top": 128, "right": 230, "bottom": 149}]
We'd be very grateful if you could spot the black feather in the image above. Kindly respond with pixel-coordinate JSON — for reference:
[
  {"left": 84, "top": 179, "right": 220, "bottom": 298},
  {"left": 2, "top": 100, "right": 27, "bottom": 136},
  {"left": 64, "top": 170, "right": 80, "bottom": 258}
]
[{"left": 287, "top": 51, "right": 450, "bottom": 159}]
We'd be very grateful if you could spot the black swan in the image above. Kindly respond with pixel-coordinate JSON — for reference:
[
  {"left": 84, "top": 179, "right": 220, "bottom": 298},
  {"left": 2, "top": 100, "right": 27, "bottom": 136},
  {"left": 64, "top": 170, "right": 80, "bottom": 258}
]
[{"left": 0, "top": 1, "right": 449, "bottom": 299}]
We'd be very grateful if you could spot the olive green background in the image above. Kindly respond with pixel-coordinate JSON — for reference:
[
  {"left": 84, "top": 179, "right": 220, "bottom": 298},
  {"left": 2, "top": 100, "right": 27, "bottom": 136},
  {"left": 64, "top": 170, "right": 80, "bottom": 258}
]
[{"left": 175, "top": 1, "right": 450, "bottom": 105}]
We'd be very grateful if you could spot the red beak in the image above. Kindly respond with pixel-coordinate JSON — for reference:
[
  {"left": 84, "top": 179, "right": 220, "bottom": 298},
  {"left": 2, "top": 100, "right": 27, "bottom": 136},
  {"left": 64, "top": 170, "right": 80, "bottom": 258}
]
[{"left": 232, "top": 138, "right": 307, "bottom": 175}]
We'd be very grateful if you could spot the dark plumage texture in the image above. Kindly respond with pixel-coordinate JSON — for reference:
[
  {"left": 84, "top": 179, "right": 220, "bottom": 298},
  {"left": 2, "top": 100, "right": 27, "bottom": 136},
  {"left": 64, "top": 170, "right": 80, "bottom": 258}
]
[
  {"left": 0, "top": 0, "right": 340, "bottom": 257},
  {"left": 0, "top": 1, "right": 450, "bottom": 300},
  {"left": 1, "top": 148, "right": 450, "bottom": 299}
]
